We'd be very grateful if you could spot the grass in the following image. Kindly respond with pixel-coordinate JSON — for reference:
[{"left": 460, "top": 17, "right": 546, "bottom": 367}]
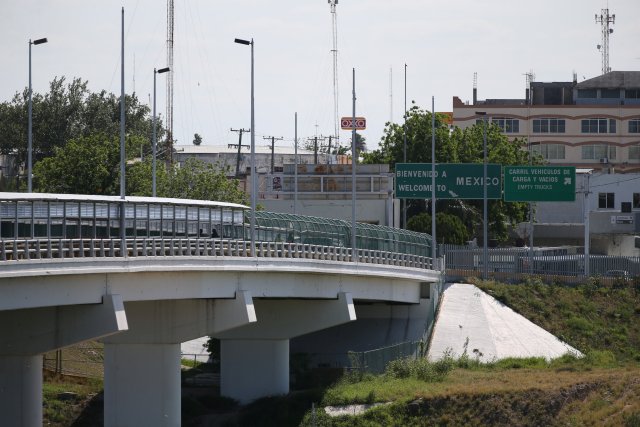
[
  {"left": 43, "top": 372, "right": 102, "bottom": 426},
  {"left": 44, "top": 276, "right": 640, "bottom": 425}
]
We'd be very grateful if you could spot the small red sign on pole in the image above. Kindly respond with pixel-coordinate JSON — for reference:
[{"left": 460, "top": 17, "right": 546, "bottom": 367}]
[{"left": 340, "top": 116, "right": 366, "bottom": 130}]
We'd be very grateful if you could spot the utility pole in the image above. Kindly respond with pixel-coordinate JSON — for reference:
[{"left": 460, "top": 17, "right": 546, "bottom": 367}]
[
  {"left": 166, "top": 0, "right": 175, "bottom": 164},
  {"left": 326, "top": 135, "right": 333, "bottom": 165},
  {"left": 263, "top": 136, "right": 283, "bottom": 174},
  {"left": 230, "top": 128, "right": 250, "bottom": 177},
  {"left": 308, "top": 136, "right": 328, "bottom": 164}
]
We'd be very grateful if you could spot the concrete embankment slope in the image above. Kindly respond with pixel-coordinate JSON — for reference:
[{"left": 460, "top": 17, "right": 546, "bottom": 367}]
[{"left": 427, "top": 283, "right": 581, "bottom": 362}]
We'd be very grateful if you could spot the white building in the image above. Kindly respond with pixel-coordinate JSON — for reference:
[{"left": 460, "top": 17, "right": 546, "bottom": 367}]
[{"left": 174, "top": 145, "right": 396, "bottom": 226}]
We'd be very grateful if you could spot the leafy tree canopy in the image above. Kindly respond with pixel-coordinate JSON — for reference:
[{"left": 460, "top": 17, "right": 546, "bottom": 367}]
[
  {"left": 0, "top": 77, "right": 161, "bottom": 184},
  {"left": 365, "top": 102, "right": 542, "bottom": 243},
  {"left": 407, "top": 212, "right": 470, "bottom": 245}
]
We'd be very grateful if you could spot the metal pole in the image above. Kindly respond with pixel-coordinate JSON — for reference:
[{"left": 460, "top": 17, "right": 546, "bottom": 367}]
[
  {"left": 294, "top": 112, "right": 298, "bottom": 215},
  {"left": 152, "top": 69, "right": 157, "bottom": 197},
  {"left": 431, "top": 96, "right": 436, "bottom": 263},
  {"left": 119, "top": 7, "right": 126, "bottom": 257},
  {"left": 482, "top": 118, "right": 488, "bottom": 280},
  {"left": 584, "top": 173, "right": 591, "bottom": 277},
  {"left": 28, "top": 40, "right": 33, "bottom": 193},
  {"left": 351, "top": 68, "right": 357, "bottom": 256},
  {"left": 403, "top": 63, "right": 407, "bottom": 228},
  {"left": 250, "top": 39, "right": 256, "bottom": 257},
  {"left": 120, "top": 7, "right": 126, "bottom": 200}
]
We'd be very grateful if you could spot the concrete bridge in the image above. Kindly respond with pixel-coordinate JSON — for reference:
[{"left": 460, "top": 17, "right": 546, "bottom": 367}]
[{"left": 0, "top": 193, "right": 442, "bottom": 426}]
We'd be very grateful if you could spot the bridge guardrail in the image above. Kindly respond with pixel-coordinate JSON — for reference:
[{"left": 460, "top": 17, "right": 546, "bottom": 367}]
[{"left": 0, "top": 238, "right": 436, "bottom": 271}]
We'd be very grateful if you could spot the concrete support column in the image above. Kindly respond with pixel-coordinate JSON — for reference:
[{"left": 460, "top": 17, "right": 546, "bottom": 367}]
[
  {"left": 220, "top": 339, "right": 289, "bottom": 404},
  {"left": 0, "top": 355, "right": 43, "bottom": 427},
  {"left": 104, "top": 343, "right": 181, "bottom": 427}
]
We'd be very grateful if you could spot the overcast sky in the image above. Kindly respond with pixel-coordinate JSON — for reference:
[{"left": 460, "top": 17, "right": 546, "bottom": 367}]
[{"left": 2, "top": 0, "right": 639, "bottom": 152}]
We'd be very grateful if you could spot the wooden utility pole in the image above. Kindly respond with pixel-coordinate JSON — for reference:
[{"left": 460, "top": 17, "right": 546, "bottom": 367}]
[
  {"left": 230, "top": 128, "right": 250, "bottom": 176},
  {"left": 263, "top": 136, "right": 283, "bottom": 173}
]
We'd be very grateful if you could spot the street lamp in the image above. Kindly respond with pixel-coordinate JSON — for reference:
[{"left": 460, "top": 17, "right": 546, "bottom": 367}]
[
  {"left": 28, "top": 37, "right": 48, "bottom": 192},
  {"left": 476, "top": 111, "right": 488, "bottom": 279},
  {"left": 234, "top": 37, "right": 256, "bottom": 257},
  {"left": 153, "top": 67, "right": 170, "bottom": 197}
]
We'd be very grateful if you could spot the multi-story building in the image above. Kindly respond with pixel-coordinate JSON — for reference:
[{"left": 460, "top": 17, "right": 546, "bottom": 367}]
[{"left": 453, "top": 71, "right": 640, "bottom": 172}]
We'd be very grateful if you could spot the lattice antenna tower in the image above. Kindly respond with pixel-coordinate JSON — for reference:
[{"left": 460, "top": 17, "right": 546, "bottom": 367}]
[
  {"left": 166, "top": 0, "right": 175, "bottom": 163},
  {"left": 328, "top": 0, "right": 339, "bottom": 145},
  {"left": 595, "top": 7, "right": 615, "bottom": 75}
]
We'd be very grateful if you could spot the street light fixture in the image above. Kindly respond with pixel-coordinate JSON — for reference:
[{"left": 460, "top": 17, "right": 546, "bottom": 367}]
[
  {"left": 234, "top": 37, "right": 256, "bottom": 257},
  {"left": 476, "top": 111, "right": 488, "bottom": 280},
  {"left": 153, "top": 67, "right": 170, "bottom": 197},
  {"left": 28, "top": 37, "right": 48, "bottom": 192}
]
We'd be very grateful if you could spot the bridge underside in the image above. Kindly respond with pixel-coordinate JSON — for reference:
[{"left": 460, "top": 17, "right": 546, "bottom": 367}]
[{"left": 0, "top": 260, "right": 440, "bottom": 425}]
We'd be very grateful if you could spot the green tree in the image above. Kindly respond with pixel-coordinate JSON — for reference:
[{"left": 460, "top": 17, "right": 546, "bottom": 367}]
[
  {"left": 407, "top": 212, "right": 470, "bottom": 245},
  {"left": 161, "top": 158, "right": 247, "bottom": 204},
  {"left": 193, "top": 133, "right": 202, "bottom": 146},
  {"left": 367, "top": 103, "right": 539, "bottom": 242},
  {"left": 33, "top": 133, "right": 148, "bottom": 195},
  {"left": 0, "top": 77, "right": 157, "bottom": 188}
]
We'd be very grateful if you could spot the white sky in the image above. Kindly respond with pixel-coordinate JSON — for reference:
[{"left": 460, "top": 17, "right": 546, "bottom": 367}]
[{"left": 2, "top": 0, "right": 639, "bottom": 152}]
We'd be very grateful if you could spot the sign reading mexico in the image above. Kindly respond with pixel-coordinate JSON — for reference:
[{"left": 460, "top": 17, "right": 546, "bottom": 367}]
[
  {"left": 504, "top": 166, "right": 576, "bottom": 202},
  {"left": 395, "top": 163, "right": 502, "bottom": 199},
  {"left": 340, "top": 116, "right": 366, "bottom": 130}
]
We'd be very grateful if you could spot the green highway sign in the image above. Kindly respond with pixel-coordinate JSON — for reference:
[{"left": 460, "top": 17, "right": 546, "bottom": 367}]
[
  {"left": 504, "top": 166, "right": 576, "bottom": 202},
  {"left": 395, "top": 163, "right": 502, "bottom": 199}
]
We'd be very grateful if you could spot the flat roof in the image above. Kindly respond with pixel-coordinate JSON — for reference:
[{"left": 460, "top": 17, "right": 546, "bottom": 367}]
[{"left": 0, "top": 192, "right": 249, "bottom": 209}]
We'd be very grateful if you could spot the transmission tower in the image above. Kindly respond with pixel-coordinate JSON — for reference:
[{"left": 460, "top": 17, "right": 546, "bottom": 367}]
[
  {"left": 595, "top": 8, "right": 615, "bottom": 75},
  {"left": 328, "top": 0, "right": 339, "bottom": 146},
  {"left": 166, "top": 0, "right": 175, "bottom": 163}
]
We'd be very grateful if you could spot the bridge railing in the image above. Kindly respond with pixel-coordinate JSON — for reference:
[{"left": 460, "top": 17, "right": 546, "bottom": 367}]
[{"left": 0, "top": 238, "right": 435, "bottom": 271}]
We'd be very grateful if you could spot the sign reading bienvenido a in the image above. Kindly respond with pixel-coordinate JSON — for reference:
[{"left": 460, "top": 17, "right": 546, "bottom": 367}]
[
  {"left": 395, "top": 163, "right": 502, "bottom": 199},
  {"left": 504, "top": 166, "right": 576, "bottom": 202}
]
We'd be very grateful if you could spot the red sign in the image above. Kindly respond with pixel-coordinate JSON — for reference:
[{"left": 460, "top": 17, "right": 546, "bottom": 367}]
[{"left": 340, "top": 116, "right": 366, "bottom": 130}]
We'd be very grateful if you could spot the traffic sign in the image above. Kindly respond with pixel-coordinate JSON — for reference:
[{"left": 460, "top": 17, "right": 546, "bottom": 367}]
[
  {"left": 504, "top": 166, "right": 575, "bottom": 202},
  {"left": 340, "top": 116, "right": 366, "bottom": 130},
  {"left": 395, "top": 163, "right": 501, "bottom": 199}
]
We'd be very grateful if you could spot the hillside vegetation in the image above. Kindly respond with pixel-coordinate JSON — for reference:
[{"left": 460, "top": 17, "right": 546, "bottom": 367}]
[{"left": 45, "top": 277, "right": 640, "bottom": 426}]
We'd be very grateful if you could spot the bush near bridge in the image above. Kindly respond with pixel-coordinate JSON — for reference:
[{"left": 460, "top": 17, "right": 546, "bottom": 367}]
[{"left": 44, "top": 277, "right": 640, "bottom": 426}]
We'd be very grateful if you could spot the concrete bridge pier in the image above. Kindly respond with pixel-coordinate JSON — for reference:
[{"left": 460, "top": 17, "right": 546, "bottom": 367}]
[
  {"left": 101, "top": 292, "right": 256, "bottom": 427},
  {"left": 0, "top": 355, "right": 43, "bottom": 427},
  {"left": 0, "top": 294, "right": 127, "bottom": 427},
  {"left": 216, "top": 292, "right": 356, "bottom": 404}
]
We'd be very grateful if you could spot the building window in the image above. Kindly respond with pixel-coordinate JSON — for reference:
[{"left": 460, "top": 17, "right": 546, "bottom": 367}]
[
  {"left": 577, "top": 89, "right": 597, "bottom": 98},
  {"left": 625, "top": 89, "right": 640, "bottom": 99},
  {"left": 532, "top": 144, "right": 565, "bottom": 160},
  {"left": 601, "top": 89, "right": 620, "bottom": 98},
  {"left": 629, "top": 119, "right": 640, "bottom": 133},
  {"left": 581, "top": 118, "right": 616, "bottom": 133},
  {"left": 634, "top": 193, "right": 640, "bottom": 209},
  {"left": 532, "top": 118, "right": 566, "bottom": 133},
  {"left": 598, "top": 193, "right": 615, "bottom": 209},
  {"left": 581, "top": 145, "right": 616, "bottom": 160},
  {"left": 492, "top": 117, "right": 519, "bottom": 133},
  {"left": 630, "top": 146, "right": 640, "bottom": 160}
]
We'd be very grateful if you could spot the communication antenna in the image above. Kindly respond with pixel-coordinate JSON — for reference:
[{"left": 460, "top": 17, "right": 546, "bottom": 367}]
[
  {"left": 473, "top": 72, "right": 478, "bottom": 105},
  {"left": 595, "top": 7, "right": 615, "bottom": 75},
  {"left": 166, "top": 0, "right": 175, "bottom": 163},
  {"left": 328, "top": 0, "right": 339, "bottom": 146}
]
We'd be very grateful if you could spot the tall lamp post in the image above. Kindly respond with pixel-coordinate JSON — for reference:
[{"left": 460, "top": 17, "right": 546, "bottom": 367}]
[
  {"left": 28, "top": 37, "right": 48, "bottom": 193},
  {"left": 476, "top": 111, "right": 488, "bottom": 279},
  {"left": 234, "top": 37, "right": 256, "bottom": 257},
  {"left": 152, "top": 67, "right": 170, "bottom": 197}
]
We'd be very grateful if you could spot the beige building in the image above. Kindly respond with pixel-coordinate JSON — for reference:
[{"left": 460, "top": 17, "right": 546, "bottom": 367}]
[{"left": 453, "top": 71, "right": 640, "bottom": 173}]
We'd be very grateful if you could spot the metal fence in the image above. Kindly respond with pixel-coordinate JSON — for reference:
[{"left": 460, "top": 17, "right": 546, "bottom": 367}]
[
  {"left": 0, "top": 237, "right": 435, "bottom": 271},
  {"left": 441, "top": 244, "right": 640, "bottom": 281}
]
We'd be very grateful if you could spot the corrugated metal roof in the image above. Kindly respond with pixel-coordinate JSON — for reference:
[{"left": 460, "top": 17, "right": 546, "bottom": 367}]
[{"left": 577, "top": 71, "right": 640, "bottom": 89}]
